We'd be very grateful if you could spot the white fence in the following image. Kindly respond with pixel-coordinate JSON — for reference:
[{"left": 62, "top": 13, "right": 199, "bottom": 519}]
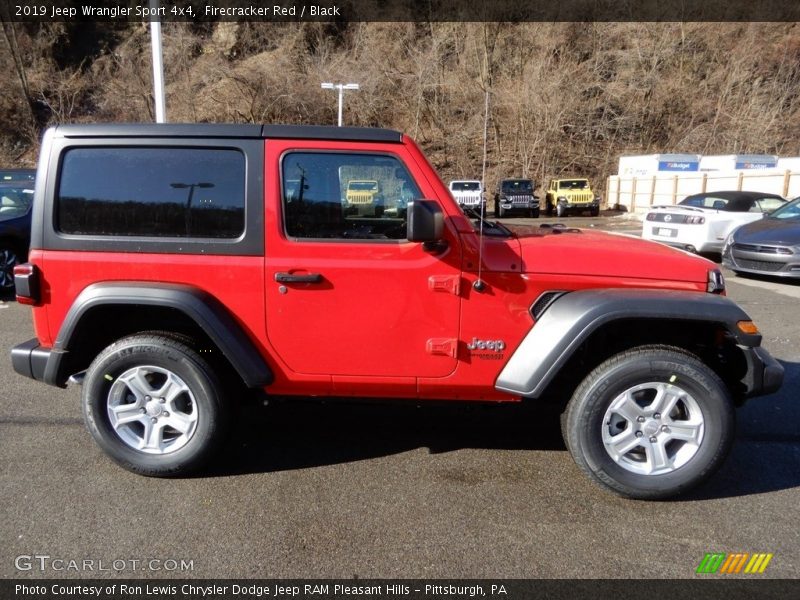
[{"left": 606, "top": 170, "right": 800, "bottom": 213}]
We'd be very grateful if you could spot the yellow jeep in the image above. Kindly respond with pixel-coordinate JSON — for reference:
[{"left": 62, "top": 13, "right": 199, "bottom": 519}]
[
  {"left": 345, "top": 180, "right": 381, "bottom": 205},
  {"left": 545, "top": 178, "right": 600, "bottom": 217}
]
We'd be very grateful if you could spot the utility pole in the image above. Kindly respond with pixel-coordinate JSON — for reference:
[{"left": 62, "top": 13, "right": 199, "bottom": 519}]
[{"left": 321, "top": 83, "right": 360, "bottom": 126}]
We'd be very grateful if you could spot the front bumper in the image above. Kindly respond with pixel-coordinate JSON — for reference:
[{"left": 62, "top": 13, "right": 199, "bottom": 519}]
[
  {"left": 723, "top": 247, "right": 800, "bottom": 278},
  {"left": 741, "top": 345, "right": 784, "bottom": 399},
  {"left": 500, "top": 200, "right": 539, "bottom": 210},
  {"left": 11, "top": 338, "right": 66, "bottom": 387},
  {"left": 560, "top": 200, "right": 599, "bottom": 210}
]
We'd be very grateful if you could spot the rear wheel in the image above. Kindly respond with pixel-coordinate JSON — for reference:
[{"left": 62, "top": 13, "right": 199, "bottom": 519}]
[
  {"left": 82, "top": 334, "right": 231, "bottom": 476},
  {"left": 563, "top": 345, "right": 734, "bottom": 499}
]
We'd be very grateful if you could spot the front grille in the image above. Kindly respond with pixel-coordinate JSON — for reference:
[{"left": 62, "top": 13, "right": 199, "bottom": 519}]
[
  {"left": 734, "top": 259, "right": 784, "bottom": 272},
  {"left": 457, "top": 196, "right": 481, "bottom": 205},
  {"left": 568, "top": 192, "right": 593, "bottom": 204},
  {"left": 733, "top": 243, "right": 793, "bottom": 255},
  {"left": 348, "top": 193, "right": 375, "bottom": 205},
  {"left": 509, "top": 195, "right": 532, "bottom": 205}
]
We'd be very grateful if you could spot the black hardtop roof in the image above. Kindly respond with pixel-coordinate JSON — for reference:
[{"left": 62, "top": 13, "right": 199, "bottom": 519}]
[{"left": 52, "top": 123, "right": 403, "bottom": 143}]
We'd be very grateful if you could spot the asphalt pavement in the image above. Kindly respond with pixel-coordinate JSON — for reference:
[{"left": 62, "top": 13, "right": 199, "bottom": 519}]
[{"left": 1, "top": 214, "right": 798, "bottom": 579}]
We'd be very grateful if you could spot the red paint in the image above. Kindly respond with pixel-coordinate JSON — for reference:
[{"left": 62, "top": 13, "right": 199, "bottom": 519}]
[{"left": 25, "top": 135, "right": 718, "bottom": 402}]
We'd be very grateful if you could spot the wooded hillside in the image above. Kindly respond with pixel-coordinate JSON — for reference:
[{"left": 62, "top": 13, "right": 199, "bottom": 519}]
[{"left": 2, "top": 21, "right": 799, "bottom": 191}]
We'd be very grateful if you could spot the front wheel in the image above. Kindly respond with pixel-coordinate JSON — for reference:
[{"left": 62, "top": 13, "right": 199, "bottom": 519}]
[
  {"left": 498, "top": 205, "right": 507, "bottom": 218},
  {"left": 556, "top": 203, "right": 567, "bottom": 218},
  {"left": 82, "top": 334, "right": 231, "bottom": 476},
  {"left": 590, "top": 207, "right": 600, "bottom": 217},
  {"left": 530, "top": 208, "right": 540, "bottom": 218},
  {"left": 562, "top": 345, "right": 734, "bottom": 499}
]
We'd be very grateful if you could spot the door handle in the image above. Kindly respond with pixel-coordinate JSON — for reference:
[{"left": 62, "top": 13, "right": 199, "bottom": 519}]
[{"left": 274, "top": 272, "right": 323, "bottom": 284}]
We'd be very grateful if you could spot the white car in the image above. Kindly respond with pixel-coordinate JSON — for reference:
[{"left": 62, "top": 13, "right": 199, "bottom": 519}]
[
  {"left": 643, "top": 191, "right": 786, "bottom": 253},
  {"left": 448, "top": 180, "right": 484, "bottom": 211}
]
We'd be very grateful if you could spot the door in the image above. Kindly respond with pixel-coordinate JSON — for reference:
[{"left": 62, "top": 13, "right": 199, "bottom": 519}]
[{"left": 264, "top": 140, "right": 461, "bottom": 379}]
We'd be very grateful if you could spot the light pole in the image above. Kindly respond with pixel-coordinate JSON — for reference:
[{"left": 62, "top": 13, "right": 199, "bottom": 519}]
[
  {"left": 149, "top": 0, "right": 166, "bottom": 122},
  {"left": 321, "top": 82, "right": 360, "bottom": 126}
]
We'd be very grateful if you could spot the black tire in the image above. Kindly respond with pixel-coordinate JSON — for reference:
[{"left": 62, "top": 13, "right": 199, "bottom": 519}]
[
  {"left": 556, "top": 203, "right": 567, "bottom": 218},
  {"left": 0, "top": 247, "right": 20, "bottom": 289},
  {"left": 562, "top": 345, "right": 734, "bottom": 499},
  {"left": 590, "top": 207, "right": 600, "bottom": 217},
  {"left": 545, "top": 199, "right": 554, "bottom": 216},
  {"left": 530, "top": 208, "right": 540, "bottom": 218},
  {"left": 82, "top": 334, "right": 230, "bottom": 477},
  {"left": 498, "top": 205, "right": 507, "bottom": 218}
]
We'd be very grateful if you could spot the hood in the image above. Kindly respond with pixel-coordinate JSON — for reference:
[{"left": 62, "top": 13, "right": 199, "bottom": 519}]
[
  {"left": 733, "top": 216, "right": 800, "bottom": 247},
  {"left": 512, "top": 226, "right": 713, "bottom": 283}
]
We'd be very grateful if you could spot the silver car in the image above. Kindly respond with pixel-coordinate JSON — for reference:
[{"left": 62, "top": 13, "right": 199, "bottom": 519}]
[{"left": 722, "top": 196, "right": 800, "bottom": 278}]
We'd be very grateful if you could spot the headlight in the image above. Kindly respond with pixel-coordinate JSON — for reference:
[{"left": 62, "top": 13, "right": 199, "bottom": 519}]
[
  {"left": 722, "top": 234, "right": 735, "bottom": 255},
  {"left": 707, "top": 269, "right": 725, "bottom": 294},
  {"left": 557, "top": 196, "right": 567, "bottom": 202}
]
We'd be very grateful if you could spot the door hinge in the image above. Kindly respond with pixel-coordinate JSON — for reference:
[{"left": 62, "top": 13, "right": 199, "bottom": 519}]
[
  {"left": 428, "top": 275, "right": 461, "bottom": 296},
  {"left": 426, "top": 338, "right": 457, "bottom": 358}
]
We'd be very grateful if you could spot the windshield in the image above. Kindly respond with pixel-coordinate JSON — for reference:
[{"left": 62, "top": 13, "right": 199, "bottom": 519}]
[
  {"left": 348, "top": 181, "right": 377, "bottom": 191},
  {"left": 452, "top": 181, "right": 480, "bottom": 192},
  {"left": 502, "top": 180, "right": 533, "bottom": 193},
  {"left": 769, "top": 197, "right": 800, "bottom": 220},
  {"left": 680, "top": 195, "right": 731, "bottom": 210},
  {"left": 558, "top": 180, "right": 589, "bottom": 190},
  {"left": 0, "top": 185, "right": 34, "bottom": 221}
]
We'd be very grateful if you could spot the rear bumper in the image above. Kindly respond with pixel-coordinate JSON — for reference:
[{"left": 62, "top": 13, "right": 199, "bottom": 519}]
[
  {"left": 742, "top": 345, "right": 784, "bottom": 399},
  {"left": 10, "top": 338, "right": 66, "bottom": 387}
]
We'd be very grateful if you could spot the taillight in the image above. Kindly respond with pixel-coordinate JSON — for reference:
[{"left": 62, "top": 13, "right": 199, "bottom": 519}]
[
  {"left": 14, "top": 263, "right": 40, "bottom": 305},
  {"left": 686, "top": 215, "right": 705, "bottom": 224}
]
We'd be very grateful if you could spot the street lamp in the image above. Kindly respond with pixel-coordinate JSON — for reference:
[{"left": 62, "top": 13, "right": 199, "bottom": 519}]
[
  {"left": 171, "top": 182, "right": 214, "bottom": 236},
  {"left": 321, "top": 82, "right": 360, "bottom": 126}
]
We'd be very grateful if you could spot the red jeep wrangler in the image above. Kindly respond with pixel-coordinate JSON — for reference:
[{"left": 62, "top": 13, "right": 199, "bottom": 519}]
[{"left": 11, "top": 124, "right": 783, "bottom": 499}]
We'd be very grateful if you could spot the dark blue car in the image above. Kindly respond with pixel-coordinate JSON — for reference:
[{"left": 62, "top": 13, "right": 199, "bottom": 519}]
[{"left": 0, "top": 170, "right": 36, "bottom": 289}]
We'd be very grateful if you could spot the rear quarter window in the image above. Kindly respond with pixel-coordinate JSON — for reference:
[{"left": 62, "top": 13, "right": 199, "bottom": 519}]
[{"left": 56, "top": 147, "right": 245, "bottom": 238}]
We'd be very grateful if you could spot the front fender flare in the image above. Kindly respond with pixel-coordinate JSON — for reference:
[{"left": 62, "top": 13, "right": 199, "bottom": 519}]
[{"left": 495, "top": 288, "right": 759, "bottom": 398}]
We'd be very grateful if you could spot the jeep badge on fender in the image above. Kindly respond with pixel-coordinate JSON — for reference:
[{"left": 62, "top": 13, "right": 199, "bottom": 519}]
[{"left": 10, "top": 123, "right": 783, "bottom": 500}]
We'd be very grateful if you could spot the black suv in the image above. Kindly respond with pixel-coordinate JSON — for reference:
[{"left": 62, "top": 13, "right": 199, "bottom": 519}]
[
  {"left": 494, "top": 178, "right": 539, "bottom": 218},
  {"left": 0, "top": 169, "right": 36, "bottom": 289}
]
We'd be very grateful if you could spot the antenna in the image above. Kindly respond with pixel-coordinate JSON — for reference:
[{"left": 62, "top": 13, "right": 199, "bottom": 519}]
[{"left": 474, "top": 88, "right": 490, "bottom": 292}]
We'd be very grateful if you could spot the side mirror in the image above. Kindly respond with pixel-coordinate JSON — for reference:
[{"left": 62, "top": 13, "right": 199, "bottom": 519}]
[{"left": 407, "top": 199, "right": 444, "bottom": 243}]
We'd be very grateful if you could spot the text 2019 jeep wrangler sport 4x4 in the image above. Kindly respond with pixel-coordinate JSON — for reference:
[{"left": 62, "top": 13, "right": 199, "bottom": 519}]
[{"left": 11, "top": 124, "right": 783, "bottom": 499}]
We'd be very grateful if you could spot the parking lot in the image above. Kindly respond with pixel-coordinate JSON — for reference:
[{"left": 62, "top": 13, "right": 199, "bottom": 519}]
[{"left": 1, "top": 213, "right": 798, "bottom": 579}]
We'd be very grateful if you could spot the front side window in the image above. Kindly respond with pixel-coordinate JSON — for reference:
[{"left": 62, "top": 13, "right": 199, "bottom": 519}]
[
  {"left": 282, "top": 152, "right": 421, "bottom": 240},
  {"left": 57, "top": 147, "right": 245, "bottom": 238},
  {"left": 754, "top": 197, "right": 786, "bottom": 213}
]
